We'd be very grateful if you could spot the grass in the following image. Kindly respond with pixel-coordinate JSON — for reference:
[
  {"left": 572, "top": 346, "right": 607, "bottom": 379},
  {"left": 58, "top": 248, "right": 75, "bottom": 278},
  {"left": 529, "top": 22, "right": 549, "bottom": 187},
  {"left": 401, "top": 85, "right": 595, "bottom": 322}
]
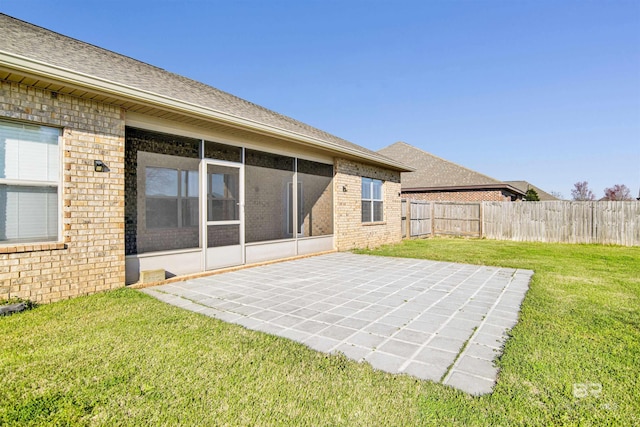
[{"left": 2, "top": 239, "right": 639, "bottom": 426}]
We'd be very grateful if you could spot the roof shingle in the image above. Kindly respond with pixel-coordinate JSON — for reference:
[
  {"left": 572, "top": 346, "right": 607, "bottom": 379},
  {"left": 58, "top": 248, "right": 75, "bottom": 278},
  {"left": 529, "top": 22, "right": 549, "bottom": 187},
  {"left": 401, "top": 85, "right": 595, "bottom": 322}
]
[
  {"left": 0, "top": 13, "right": 407, "bottom": 170},
  {"left": 378, "top": 141, "right": 507, "bottom": 190},
  {"left": 504, "top": 181, "right": 559, "bottom": 200}
]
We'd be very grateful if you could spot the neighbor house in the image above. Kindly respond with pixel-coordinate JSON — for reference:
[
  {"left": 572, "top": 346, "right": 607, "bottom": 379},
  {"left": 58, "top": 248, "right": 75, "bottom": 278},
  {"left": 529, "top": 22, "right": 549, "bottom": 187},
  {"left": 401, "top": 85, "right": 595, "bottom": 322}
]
[
  {"left": 0, "top": 14, "right": 410, "bottom": 303},
  {"left": 503, "top": 180, "right": 559, "bottom": 201},
  {"left": 379, "top": 142, "right": 525, "bottom": 202}
]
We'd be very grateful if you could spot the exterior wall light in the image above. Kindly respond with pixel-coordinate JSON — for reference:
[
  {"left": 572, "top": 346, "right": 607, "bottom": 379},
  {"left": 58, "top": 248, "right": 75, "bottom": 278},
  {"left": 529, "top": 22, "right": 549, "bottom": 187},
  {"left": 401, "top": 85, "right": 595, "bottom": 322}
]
[
  {"left": 342, "top": 185, "right": 347, "bottom": 192},
  {"left": 94, "top": 160, "right": 109, "bottom": 172}
]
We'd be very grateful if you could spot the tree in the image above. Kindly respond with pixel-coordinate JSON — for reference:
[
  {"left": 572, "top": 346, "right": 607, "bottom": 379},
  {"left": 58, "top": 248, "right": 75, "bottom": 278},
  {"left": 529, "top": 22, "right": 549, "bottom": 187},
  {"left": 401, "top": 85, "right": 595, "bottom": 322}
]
[
  {"left": 550, "top": 191, "right": 564, "bottom": 200},
  {"left": 524, "top": 188, "right": 540, "bottom": 201},
  {"left": 571, "top": 181, "right": 595, "bottom": 201},
  {"left": 603, "top": 184, "right": 632, "bottom": 201}
]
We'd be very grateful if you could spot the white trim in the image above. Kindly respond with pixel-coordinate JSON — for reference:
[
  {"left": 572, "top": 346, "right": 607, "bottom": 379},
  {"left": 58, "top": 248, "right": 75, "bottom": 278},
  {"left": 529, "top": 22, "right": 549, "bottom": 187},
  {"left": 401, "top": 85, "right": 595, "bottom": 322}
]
[
  {"left": 362, "top": 177, "right": 384, "bottom": 223},
  {"left": 0, "top": 178, "right": 58, "bottom": 187},
  {"left": 126, "top": 113, "right": 335, "bottom": 165},
  {"left": 0, "top": 51, "right": 409, "bottom": 171},
  {"left": 202, "top": 159, "right": 245, "bottom": 270},
  {"left": 125, "top": 247, "right": 201, "bottom": 259},
  {"left": 206, "top": 220, "right": 240, "bottom": 226},
  {"left": 0, "top": 119, "right": 63, "bottom": 245},
  {"left": 200, "top": 157, "right": 243, "bottom": 169},
  {"left": 297, "top": 235, "right": 334, "bottom": 255},
  {"left": 296, "top": 234, "right": 335, "bottom": 241},
  {"left": 245, "top": 240, "right": 296, "bottom": 264},
  {"left": 245, "top": 237, "right": 297, "bottom": 246},
  {"left": 57, "top": 131, "right": 63, "bottom": 245},
  {"left": 287, "top": 180, "right": 303, "bottom": 236},
  {"left": 125, "top": 250, "right": 202, "bottom": 284}
]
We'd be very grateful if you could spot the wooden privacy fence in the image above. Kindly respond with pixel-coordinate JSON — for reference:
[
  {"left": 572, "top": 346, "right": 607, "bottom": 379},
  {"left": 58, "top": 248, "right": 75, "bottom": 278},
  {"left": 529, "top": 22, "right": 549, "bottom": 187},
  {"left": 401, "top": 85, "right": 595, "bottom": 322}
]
[
  {"left": 410, "top": 200, "right": 432, "bottom": 237},
  {"left": 404, "top": 200, "right": 482, "bottom": 238},
  {"left": 483, "top": 201, "right": 640, "bottom": 246},
  {"left": 403, "top": 200, "right": 640, "bottom": 246}
]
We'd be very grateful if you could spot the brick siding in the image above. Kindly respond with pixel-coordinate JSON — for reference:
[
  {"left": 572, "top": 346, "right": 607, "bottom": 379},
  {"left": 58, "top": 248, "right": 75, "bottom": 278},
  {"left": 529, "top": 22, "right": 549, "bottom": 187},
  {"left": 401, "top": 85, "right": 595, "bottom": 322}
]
[
  {"left": 0, "top": 81, "right": 125, "bottom": 303},
  {"left": 0, "top": 81, "right": 405, "bottom": 303},
  {"left": 334, "top": 159, "right": 402, "bottom": 250},
  {"left": 404, "top": 189, "right": 512, "bottom": 202}
]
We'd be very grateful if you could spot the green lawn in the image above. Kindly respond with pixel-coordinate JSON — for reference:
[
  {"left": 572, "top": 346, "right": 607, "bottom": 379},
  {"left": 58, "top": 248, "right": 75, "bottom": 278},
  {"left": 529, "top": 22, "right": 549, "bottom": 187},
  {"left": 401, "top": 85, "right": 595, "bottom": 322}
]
[{"left": 2, "top": 239, "right": 639, "bottom": 426}]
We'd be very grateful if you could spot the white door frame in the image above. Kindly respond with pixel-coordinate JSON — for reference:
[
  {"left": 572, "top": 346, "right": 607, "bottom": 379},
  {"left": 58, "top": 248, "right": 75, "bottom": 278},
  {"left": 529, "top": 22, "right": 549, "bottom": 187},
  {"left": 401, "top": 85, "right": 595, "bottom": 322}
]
[{"left": 201, "top": 158, "right": 245, "bottom": 270}]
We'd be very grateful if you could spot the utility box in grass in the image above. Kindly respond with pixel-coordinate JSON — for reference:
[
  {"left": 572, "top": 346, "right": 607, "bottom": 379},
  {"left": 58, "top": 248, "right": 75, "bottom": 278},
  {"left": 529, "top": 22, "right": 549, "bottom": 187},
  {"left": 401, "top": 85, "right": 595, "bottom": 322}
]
[{"left": 139, "top": 269, "right": 166, "bottom": 283}]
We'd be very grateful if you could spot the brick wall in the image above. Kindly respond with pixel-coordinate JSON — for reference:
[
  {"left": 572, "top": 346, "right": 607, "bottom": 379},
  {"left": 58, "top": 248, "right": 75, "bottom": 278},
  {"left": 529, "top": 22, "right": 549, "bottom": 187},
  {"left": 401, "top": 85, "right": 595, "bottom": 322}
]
[
  {"left": 245, "top": 165, "right": 293, "bottom": 242},
  {"left": 0, "top": 81, "right": 125, "bottom": 303},
  {"left": 334, "top": 158, "right": 402, "bottom": 250},
  {"left": 300, "top": 174, "right": 333, "bottom": 237},
  {"left": 405, "top": 189, "right": 511, "bottom": 202}
]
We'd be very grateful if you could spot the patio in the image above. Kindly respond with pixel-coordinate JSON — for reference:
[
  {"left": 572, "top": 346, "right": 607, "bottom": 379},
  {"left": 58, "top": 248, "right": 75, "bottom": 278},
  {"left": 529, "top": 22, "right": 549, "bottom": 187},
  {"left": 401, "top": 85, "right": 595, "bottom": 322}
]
[{"left": 142, "top": 252, "right": 532, "bottom": 395}]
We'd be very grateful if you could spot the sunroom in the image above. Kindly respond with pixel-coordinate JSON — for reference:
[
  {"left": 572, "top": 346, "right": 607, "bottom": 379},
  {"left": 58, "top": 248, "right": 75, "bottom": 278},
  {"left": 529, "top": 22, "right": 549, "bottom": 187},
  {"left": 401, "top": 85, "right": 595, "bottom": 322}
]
[
  {"left": 124, "top": 126, "right": 334, "bottom": 284},
  {"left": 1, "top": 13, "right": 410, "bottom": 302}
]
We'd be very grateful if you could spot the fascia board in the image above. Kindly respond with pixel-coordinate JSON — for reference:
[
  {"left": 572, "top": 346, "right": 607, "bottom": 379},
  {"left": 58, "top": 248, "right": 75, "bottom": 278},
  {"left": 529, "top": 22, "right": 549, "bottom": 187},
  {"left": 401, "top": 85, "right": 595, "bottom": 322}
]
[
  {"left": 0, "top": 50, "right": 411, "bottom": 172},
  {"left": 403, "top": 184, "right": 526, "bottom": 195}
]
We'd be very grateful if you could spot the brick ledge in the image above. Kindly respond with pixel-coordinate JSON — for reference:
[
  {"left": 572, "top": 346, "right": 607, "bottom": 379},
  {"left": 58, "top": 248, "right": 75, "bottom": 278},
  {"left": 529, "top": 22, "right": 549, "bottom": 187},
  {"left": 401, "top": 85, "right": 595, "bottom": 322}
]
[{"left": 0, "top": 242, "right": 67, "bottom": 254}]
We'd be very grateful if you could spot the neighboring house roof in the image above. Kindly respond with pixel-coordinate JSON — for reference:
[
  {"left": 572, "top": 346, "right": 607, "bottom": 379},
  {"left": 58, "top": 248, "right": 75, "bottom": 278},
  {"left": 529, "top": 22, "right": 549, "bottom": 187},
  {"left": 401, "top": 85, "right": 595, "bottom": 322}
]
[
  {"left": 504, "top": 181, "right": 559, "bottom": 201},
  {"left": 0, "top": 13, "right": 410, "bottom": 172},
  {"left": 378, "top": 141, "right": 525, "bottom": 195}
]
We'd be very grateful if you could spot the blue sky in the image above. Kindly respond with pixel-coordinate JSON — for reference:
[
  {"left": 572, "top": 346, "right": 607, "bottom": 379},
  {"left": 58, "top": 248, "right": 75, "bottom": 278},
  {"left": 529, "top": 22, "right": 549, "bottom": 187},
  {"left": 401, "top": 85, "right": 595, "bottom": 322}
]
[{"left": 3, "top": 0, "right": 639, "bottom": 198}]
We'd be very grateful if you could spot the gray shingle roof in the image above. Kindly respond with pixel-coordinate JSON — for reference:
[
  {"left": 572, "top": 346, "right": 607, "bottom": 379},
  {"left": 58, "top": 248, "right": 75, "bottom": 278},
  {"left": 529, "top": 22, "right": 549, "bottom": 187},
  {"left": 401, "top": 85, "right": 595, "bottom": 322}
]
[
  {"left": 0, "top": 13, "right": 408, "bottom": 170},
  {"left": 504, "top": 181, "right": 559, "bottom": 201},
  {"left": 378, "top": 141, "right": 513, "bottom": 190}
]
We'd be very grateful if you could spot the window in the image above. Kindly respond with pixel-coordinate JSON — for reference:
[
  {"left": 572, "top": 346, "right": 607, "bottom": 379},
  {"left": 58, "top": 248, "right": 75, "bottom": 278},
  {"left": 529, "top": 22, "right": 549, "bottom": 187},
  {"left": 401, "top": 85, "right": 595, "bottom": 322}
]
[
  {"left": 0, "top": 119, "right": 60, "bottom": 244},
  {"left": 362, "top": 177, "right": 383, "bottom": 222},
  {"left": 207, "top": 164, "right": 239, "bottom": 222},
  {"left": 125, "top": 129, "right": 201, "bottom": 255},
  {"left": 145, "top": 167, "right": 198, "bottom": 229}
]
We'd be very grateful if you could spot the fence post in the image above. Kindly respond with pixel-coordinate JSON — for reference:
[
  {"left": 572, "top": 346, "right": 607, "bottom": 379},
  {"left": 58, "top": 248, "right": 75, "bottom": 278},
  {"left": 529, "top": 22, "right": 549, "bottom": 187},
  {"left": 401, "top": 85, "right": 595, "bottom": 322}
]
[
  {"left": 431, "top": 202, "right": 435, "bottom": 237},
  {"left": 480, "top": 202, "right": 484, "bottom": 238},
  {"left": 406, "top": 199, "right": 411, "bottom": 238}
]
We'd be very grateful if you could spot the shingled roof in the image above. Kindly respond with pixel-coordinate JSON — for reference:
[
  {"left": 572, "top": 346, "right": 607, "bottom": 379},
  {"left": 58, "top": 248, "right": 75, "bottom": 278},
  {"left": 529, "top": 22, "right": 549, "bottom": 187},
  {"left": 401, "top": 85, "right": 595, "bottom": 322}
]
[
  {"left": 504, "top": 181, "right": 559, "bottom": 201},
  {"left": 379, "top": 142, "right": 524, "bottom": 195},
  {"left": 0, "top": 13, "right": 409, "bottom": 171}
]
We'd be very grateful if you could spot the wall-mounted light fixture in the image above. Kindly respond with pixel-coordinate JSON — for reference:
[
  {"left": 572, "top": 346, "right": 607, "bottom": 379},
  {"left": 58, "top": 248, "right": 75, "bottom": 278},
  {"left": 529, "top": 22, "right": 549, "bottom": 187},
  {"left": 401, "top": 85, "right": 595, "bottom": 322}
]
[
  {"left": 342, "top": 185, "right": 347, "bottom": 192},
  {"left": 94, "top": 160, "right": 110, "bottom": 173}
]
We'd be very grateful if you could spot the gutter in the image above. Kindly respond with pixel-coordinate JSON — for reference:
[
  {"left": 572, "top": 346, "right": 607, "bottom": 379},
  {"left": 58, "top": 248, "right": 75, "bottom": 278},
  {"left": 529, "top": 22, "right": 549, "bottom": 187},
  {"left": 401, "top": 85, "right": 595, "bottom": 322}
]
[
  {"left": 0, "top": 50, "right": 412, "bottom": 172},
  {"left": 403, "top": 183, "right": 526, "bottom": 196}
]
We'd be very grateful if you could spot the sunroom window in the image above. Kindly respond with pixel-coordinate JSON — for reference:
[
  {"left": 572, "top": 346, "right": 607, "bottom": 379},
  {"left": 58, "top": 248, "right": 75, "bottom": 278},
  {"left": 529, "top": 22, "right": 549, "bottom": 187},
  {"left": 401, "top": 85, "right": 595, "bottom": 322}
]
[
  {"left": 135, "top": 150, "right": 200, "bottom": 254},
  {"left": 145, "top": 167, "right": 199, "bottom": 229},
  {"left": 0, "top": 119, "right": 60, "bottom": 244}
]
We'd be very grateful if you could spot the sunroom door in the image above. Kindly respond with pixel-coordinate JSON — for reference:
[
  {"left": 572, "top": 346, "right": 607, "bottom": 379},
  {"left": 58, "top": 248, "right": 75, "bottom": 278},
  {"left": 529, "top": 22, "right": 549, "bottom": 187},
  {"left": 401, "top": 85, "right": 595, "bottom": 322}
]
[{"left": 202, "top": 160, "right": 244, "bottom": 270}]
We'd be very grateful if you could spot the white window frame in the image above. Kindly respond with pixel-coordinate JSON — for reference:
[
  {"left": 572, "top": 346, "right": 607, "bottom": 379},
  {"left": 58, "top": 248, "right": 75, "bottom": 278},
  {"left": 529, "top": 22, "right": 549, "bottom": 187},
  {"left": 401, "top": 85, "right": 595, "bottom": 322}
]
[
  {"left": 286, "top": 181, "right": 303, "bottom": 236},
  {"left": 0, "top": 119, "right": 62, "bottom": 245},
  {"left": 361, "top": 177, "right": 383, "bottom": 223}
]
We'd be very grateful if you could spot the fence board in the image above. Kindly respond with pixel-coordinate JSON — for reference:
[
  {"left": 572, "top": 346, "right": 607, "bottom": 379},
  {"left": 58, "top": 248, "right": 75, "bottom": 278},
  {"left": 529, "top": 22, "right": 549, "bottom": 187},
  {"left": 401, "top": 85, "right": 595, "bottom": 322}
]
[
  {"left": 410, "top": 201, "right": 431, "bottom": 237},
  {"left": 403, "top": 200, "right": 640, "bottom": 246},
  {"left": 433, "top": 202, "right": 481, "bottom": 237},
  {"left": 482, "top": 201, "right": 640, "bottom": 246}
]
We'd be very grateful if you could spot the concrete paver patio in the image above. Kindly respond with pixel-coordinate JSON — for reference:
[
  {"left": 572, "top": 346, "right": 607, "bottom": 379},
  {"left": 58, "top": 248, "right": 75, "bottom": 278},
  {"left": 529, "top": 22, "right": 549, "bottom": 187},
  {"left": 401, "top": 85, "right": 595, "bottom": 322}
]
[{"left": 141, "top": 252, "right": 533, "bottom": 395}]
